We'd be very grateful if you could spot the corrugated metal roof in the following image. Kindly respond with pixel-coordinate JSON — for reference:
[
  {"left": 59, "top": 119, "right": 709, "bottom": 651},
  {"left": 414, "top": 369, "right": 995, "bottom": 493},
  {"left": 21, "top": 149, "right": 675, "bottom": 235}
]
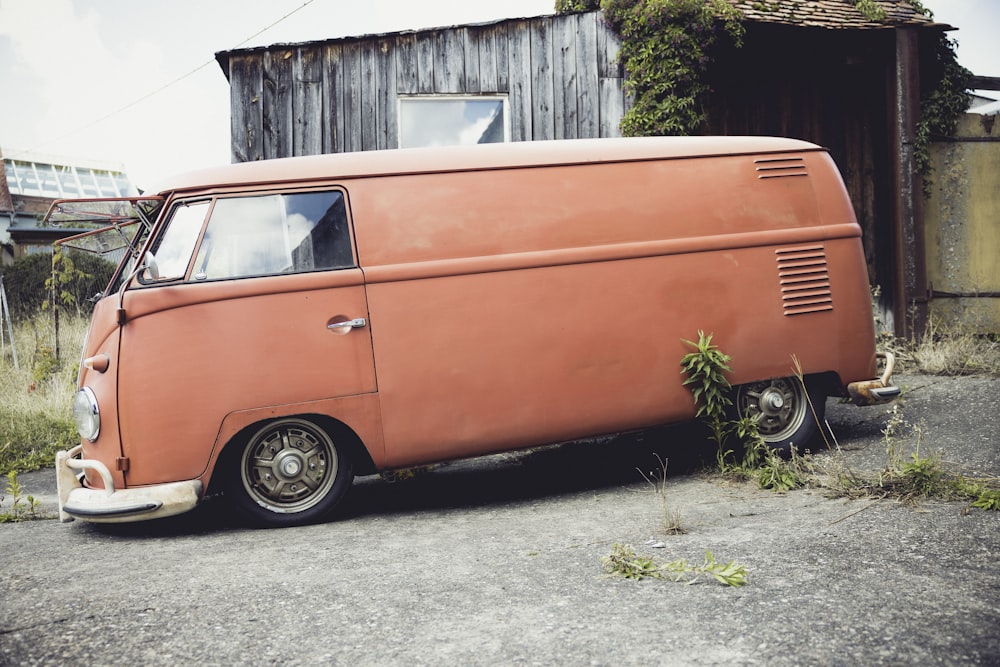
[{"left": 727, "top": 0, "right": 942, "bottom": 29}]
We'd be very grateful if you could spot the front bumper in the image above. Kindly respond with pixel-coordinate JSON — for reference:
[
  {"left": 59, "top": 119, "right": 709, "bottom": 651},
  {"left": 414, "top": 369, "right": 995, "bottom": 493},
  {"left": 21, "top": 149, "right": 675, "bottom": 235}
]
[
  {"left": 846, "top": 351, "right": 900, "bottom": 406},
  {"left": 56, "top": 446, "right": 202, "bottom": 523}
]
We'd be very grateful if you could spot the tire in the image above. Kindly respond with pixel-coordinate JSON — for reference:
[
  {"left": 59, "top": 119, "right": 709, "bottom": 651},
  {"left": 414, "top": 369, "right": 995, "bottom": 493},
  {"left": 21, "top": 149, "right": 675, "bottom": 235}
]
[
  {"left": 227, "top": 417, "right": 353, "bottom": 527},
  {"left": 734, "top": 376, "right": 827, "bottom": 454}
]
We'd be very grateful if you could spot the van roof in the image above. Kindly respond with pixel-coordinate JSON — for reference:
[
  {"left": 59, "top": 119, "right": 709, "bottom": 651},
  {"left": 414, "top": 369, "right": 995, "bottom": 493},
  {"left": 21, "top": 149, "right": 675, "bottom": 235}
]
[{"left": 153, "top": 136, "right": 822, "bottom": 195}]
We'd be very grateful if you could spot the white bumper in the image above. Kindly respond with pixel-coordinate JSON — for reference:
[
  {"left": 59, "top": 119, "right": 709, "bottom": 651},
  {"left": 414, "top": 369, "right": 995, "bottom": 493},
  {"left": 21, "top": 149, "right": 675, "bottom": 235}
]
[{"left": 56, "top": 446, "right": 202, "bottom": 524}]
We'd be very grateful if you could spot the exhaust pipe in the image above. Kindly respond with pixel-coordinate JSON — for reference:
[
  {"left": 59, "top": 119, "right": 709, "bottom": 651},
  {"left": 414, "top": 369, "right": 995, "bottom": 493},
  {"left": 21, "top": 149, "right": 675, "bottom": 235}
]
[{"left": 847, "top": 351, "right": 900, "bottom": 405}]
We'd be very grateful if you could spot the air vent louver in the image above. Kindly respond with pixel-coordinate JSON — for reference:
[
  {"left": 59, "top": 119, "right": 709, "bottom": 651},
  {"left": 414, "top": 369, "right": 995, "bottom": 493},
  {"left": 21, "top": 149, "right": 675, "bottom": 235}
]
[
  {"left": 755, "top": 157, "right": 808, "bottom": 179},
  {"left": 776, "top": 244, "right": 833, "bottom": 316}
]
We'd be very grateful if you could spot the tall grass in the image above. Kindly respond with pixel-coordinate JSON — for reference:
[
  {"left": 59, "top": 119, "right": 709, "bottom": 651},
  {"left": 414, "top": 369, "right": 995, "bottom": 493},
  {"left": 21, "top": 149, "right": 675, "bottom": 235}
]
[{"left": 0, "top": 311, "right": 88, "bottom": 474}]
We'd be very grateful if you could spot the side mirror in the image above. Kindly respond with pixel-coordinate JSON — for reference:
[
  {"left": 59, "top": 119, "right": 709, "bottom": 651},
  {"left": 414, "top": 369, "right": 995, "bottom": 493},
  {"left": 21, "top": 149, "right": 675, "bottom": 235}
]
[
  {"left": 142, "top": 252, "right": 160, "bottom": 281},
  {"left": 118, "top": 253, "right": 158, "bottom": 325}
]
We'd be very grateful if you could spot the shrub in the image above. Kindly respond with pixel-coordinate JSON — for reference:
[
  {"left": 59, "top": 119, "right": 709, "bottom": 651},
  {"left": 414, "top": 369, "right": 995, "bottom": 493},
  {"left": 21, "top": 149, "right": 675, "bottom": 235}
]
[{"left": 1, "top": 250, "right": 116, "bottom": 322}]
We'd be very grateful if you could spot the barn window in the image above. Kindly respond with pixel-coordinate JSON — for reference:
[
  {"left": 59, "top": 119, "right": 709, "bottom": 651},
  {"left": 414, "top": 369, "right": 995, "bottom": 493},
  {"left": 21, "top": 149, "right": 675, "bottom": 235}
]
[{"left": 398, "top": 96, "right": 508, "bottom": 148}]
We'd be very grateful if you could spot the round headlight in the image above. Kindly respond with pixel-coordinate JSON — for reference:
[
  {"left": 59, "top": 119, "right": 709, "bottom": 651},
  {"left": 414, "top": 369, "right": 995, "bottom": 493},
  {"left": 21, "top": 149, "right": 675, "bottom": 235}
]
[{"left": 72, "top": 387, "right": 101, "bottom": 442}]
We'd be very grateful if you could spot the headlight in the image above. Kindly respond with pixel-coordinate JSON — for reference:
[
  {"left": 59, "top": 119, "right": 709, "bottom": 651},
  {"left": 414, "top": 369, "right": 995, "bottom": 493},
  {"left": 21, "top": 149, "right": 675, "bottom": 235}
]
[{"left": 72, "top": 387, "right": 101, "bottom": 442}]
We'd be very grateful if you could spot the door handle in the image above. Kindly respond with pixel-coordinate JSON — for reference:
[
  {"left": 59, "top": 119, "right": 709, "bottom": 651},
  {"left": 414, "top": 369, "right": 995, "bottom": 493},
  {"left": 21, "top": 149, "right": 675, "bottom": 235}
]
[{"left": 327, "top": 318, "right": 366, "bottom": 331}]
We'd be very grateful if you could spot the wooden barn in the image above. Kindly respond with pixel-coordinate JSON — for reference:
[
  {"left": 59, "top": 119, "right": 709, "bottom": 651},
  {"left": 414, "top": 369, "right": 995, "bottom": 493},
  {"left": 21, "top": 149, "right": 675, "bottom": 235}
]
[{"left": 215, "top": 1, "right": 955, "bottom": 336}]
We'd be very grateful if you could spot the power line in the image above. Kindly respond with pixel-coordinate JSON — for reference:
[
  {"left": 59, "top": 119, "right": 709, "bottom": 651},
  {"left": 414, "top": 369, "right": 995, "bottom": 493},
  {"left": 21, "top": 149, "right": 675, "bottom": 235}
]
[{"left": 6, "top": 0, "right": 319, "bottom": 160}]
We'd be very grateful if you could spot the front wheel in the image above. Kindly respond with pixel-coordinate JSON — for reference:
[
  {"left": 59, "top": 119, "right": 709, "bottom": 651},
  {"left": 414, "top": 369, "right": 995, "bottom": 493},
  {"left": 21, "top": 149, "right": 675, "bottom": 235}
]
[
  {"left": 734, "top": 377, "right": 827, "bottom": 453},
  {"left": 227, "top": 417, "right": 353, "bottom": 527}
]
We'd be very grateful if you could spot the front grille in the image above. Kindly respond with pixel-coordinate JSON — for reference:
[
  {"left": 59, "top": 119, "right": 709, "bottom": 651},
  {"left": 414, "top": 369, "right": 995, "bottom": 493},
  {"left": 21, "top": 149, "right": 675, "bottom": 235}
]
[{"left": 775, "top": 244, "right": 833, "bottom": 315}]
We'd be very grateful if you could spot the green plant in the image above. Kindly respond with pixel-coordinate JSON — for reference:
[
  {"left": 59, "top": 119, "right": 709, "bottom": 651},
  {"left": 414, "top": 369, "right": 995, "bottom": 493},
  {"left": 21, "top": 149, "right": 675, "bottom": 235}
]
[
  {"left": 32, "top": 343, "right": 60, "bottom": 386},
  {"left": 680, "top": 332, "right": 814, "bottom": 489},
  {"left": 602, "top": 543, "right": 663, "bottom": 580},
  {"left": 899, "top": 449, "right": 944, "bottom": 497},
  {"left": 724, "top": 416, "right": 807, "bottom": 491},
  {"left": 0, "top": 313, "right": 86, "bottom": 475},
  {"left": 829, "top": 403, "right": 1000, "bottom": 511},
  {"left": 753, "top": 446, "right": 806, "bottom": 492},
  {"left": 0, "top": 471, "right": 40, "bottom": 522},
  {"left": 968, "top": 485, "right": 1000, "bottom": 511},
  {"left": 554, "top": 0, "right": 599, "bottom": 11},
  {"left": 602, "top": 0, "right": 744, "bottom": 136},
  {"left": 2, "top": 250, "right": 114, "bottom": 323},
  {"left": 914, "top": 30, "right": 973, "bottom": 193},
  {"left": 662, "top": 550, "right": 748, "bottom": 587},
  {"left": 601, "top": 543, "right": 748, "bottom": 586},
  {"left": 680, "top": 330, "right": 733, "bottom": 452},
  {"left": 2, "top": 253, "right": 52, "bottom": 321},
  {"left": 872, "top": 404, "right": 945, "bottom": 501},
  {"left": 851, "top": 0, "right": 886, "bottom": 22}
]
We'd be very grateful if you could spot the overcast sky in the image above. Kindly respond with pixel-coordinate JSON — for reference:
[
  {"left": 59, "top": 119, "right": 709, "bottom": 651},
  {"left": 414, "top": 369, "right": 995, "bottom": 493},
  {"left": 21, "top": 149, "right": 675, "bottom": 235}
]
[{"left": 0, "top": 0, "right": 996, "bottom": 191}]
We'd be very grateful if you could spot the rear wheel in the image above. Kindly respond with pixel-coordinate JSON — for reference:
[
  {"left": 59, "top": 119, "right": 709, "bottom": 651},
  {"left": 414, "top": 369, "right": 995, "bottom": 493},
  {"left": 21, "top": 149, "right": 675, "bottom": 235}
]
[
  {"left": 227, "top": 417, "right": 353, "bottom": 527},
  {"left": 734, "top": 377, "right": 827, "bottom": 453}
]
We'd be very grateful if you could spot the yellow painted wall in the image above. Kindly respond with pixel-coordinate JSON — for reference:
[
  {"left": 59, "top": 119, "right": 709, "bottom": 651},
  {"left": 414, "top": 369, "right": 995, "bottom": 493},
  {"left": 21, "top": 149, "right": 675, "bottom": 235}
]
[{"left": 925, "top": 112, "right": 1000, "bottom": 333}]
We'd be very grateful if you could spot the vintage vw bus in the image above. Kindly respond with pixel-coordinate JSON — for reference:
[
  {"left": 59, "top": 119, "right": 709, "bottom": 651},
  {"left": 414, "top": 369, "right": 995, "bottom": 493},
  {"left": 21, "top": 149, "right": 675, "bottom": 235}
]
[{"left": 51, "top": 137, "right": 897, "bottom": 527}]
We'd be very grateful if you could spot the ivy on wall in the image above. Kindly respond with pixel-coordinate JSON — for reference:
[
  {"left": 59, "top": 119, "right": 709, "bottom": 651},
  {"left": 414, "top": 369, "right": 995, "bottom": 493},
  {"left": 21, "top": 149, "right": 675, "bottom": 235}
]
[
  {"left": 852, "top": 0, "right": 886, "bottom": 22},
  {"left": 914, "top": 20, "right": 973, "bottom": 191},
  {"left": 555, "top": 0, "right": 971, "bottom": 186},
  {"left": 557, "top": 0, "right": 743, "bottom": 136}
]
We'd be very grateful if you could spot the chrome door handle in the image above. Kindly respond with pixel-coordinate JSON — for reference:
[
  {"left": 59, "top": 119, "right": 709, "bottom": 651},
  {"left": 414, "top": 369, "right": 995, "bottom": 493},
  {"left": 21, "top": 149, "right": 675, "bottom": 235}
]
[{"left": 328, "top": 318, "right": 366, "bottom": 330}]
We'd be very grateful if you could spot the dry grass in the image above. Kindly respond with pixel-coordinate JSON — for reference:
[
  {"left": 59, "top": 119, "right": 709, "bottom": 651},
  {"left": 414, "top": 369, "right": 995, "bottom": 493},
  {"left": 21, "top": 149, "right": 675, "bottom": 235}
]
[
  {"left": 909, "top": 331, "right": 1000, "bottom": 375},
  {"left": 0, "top": 311, "right": 88, "bottom": 473},
  {"left": 878, "top": 318, "right": 1000, "bottom": 377}
]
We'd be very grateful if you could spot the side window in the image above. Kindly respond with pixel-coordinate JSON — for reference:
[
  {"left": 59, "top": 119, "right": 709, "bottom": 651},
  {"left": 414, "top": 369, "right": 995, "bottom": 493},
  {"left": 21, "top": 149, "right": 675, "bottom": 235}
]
[
  {"left": 150, "top": 201, "right": 209, "bottom": 279},
  {"left": 192, "top": 191, "right": 353, "bottom": 281}
]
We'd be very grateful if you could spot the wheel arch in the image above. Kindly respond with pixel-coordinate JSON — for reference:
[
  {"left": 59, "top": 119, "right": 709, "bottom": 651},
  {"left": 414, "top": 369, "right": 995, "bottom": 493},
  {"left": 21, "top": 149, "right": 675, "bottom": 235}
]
[{"left": 206, "top": 412, "right": 376, "bottom": 496}]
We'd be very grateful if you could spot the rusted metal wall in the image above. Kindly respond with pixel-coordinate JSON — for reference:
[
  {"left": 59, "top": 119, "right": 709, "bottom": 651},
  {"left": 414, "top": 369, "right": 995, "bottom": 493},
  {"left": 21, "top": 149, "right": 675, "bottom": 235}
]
[{"left": 220, "top": 12, "right": 626, "bottom": 162}]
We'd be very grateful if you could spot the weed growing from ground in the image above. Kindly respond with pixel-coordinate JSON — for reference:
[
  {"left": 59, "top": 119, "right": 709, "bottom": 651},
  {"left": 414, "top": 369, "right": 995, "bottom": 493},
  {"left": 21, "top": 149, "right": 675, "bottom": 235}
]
[
  {"left": 966, "top": 484, "right": 1000, "bottom": 511},
  {"left": 638, "top": 454, "right": 686, "bottom": 534},
  {"left": 680, "top": 334, "right": 811, "bottom": 491},
  {"left": 0, "top": 471, "right": 40, "bottom": 522},
  {"left": 723, "top": 417, "right": 811, "bottom": 492},
  {"left": 830, "top": 403, "right": 1000, "bottom": 510},
  {"left": 601, "top": 543, "right": 747, "bottom": 586},
  {"left": 679, "top": 330, "right": 733, "bottom": 455},
  {"left": 678, "top": 331, "right": 999, "bottom": 512}
]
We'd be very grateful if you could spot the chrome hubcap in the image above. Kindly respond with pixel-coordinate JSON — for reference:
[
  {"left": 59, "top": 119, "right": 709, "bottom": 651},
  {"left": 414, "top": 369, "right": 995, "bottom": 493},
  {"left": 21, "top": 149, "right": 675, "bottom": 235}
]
[
  {"left": 241, "top": 419, "right": 337, "bottom": 513},
  {"left": 737, "top": 378, "right": 807, "bottom": 442}
]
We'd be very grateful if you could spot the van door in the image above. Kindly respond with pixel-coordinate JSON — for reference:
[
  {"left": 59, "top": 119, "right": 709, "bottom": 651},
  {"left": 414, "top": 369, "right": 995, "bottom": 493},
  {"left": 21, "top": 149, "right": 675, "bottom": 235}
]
[{"left": 115, "top": 189, "right": 376, "bottom": 486}]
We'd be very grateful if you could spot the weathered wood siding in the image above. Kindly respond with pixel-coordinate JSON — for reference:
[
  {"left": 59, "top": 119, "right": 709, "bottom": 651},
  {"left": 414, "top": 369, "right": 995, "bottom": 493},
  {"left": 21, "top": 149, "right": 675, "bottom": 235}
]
[{"left": 222, "top": 12, "right": 625, "bottom": 162}]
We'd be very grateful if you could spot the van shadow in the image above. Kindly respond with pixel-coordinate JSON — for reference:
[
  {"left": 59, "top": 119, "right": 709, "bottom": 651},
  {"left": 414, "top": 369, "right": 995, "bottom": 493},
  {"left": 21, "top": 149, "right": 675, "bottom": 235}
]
[
  {"left": 341, "top": 422, "right": 714, "bottom": 519},
  {"left": 82, "top": 421, "right": 716, "bottom": 538}
]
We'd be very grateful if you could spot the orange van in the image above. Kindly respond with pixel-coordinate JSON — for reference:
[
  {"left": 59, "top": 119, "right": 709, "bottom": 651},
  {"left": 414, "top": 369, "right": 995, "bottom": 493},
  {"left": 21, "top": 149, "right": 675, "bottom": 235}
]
[{"left": 51, "top": 137, "right": 897, "bottom": 527}]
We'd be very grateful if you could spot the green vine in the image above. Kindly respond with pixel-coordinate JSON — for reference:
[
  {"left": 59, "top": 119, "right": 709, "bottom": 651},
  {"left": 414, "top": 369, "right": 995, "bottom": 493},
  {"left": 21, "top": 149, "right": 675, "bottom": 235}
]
[
  {"left": 555, "top": 0, "right": 745, "bottom": 136},
  {"left": 852, "top": 0, "right": 887, "bottom": 22},
  {"left": 915, "top": 31, "right": 972, "bottom": 192},
  {"left": 554, "top": 0, "right": 599, "bottom": 11},
  {"left": 555, "top": 0, "right": 971, "bottom": 188},
  {"left": 601, "top": 0, "right": 744, "bottom": 136}
]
